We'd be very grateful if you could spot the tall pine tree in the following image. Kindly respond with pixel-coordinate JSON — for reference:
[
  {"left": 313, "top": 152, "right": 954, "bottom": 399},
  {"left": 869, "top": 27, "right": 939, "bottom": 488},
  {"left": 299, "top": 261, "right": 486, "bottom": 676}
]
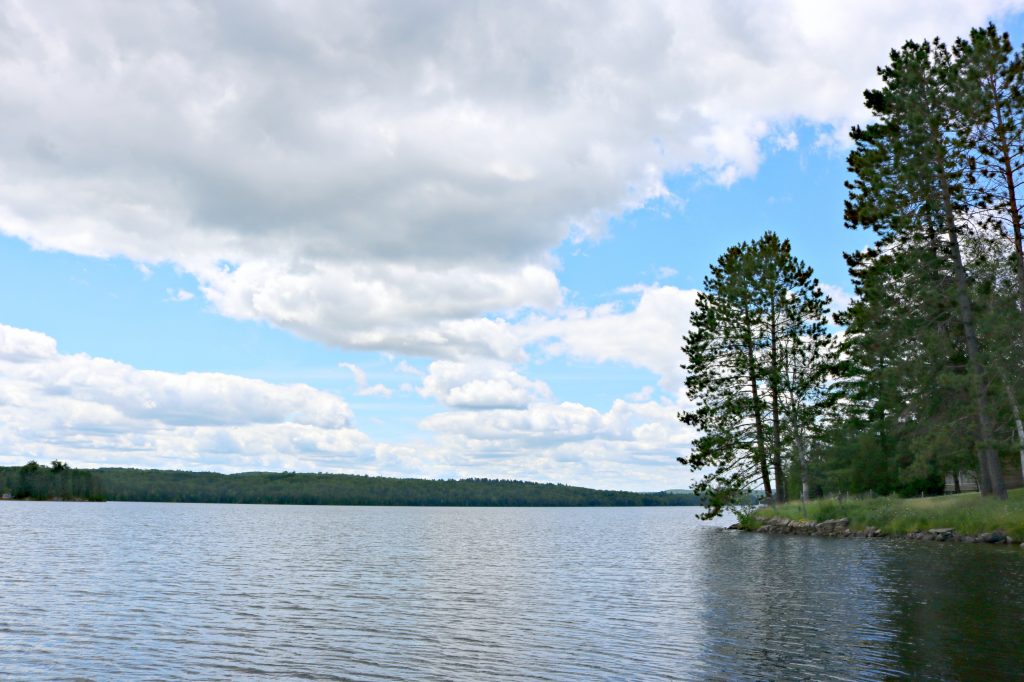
[
  {"left": 679, "top": 232, "right": 833, "bottom": 515},
  {"left": 845, "top": 38, "right": 1008, "bottom": 498}
]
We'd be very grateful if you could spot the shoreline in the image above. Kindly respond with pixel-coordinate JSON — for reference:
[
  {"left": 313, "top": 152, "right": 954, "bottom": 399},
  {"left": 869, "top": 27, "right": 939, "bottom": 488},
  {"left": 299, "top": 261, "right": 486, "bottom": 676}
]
[
  {"left": 734, "top": 488, "right": 1024, "bottom": 549},
  {"left": 735, "top": 515, "right": 1023, "bottom": 547}
]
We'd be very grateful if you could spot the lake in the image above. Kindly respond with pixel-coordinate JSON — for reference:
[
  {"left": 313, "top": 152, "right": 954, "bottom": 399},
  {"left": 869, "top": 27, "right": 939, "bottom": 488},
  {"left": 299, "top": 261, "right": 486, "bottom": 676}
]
[{"left": 2, "top": 502, "right": 1023, "bottom": 680}]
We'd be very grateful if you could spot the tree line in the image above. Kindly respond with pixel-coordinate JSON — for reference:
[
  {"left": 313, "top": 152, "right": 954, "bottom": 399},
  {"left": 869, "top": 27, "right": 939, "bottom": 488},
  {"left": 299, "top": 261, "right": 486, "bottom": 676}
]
[
  {"left": 0, "top": 464, "right": 701, "bottom": 507},
  {"left": 678, "top": 24, "right": 1024, "bottom": 517},
  {"left": 0, "top": 460, "right": 104, "bottom": 501}
]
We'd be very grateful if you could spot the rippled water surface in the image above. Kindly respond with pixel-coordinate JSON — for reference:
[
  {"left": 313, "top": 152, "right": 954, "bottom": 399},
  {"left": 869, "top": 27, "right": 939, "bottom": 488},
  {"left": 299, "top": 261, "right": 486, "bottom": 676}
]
[{"left": 2, "top": 502, "right": 1023, "bottom": 680}]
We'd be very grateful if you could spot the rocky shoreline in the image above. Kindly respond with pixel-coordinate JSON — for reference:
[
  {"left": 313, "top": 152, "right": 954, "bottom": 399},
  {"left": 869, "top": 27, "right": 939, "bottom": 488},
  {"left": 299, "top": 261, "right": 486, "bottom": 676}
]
[{"left": 733, "top": 516, "right": 1024, "bottom": 547}]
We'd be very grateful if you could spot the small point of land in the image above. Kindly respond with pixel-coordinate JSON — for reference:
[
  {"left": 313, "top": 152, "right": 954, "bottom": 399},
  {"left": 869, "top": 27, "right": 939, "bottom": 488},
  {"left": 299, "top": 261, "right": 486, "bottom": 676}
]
[{"left": 743, "top": 488, "right": 1024, "bottom": 541}]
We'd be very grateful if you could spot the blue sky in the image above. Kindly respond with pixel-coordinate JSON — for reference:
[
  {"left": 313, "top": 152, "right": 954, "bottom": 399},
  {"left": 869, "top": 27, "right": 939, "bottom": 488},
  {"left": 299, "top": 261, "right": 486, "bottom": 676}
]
[{"left": 1, "top": 2, "right": 1022, "bottom": 490}]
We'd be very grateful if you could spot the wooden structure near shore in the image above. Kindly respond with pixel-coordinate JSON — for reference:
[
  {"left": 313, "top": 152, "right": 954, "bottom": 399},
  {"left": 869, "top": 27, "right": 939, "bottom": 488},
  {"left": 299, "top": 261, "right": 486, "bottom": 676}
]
[{"left": 945, "top": 457, "right": 1024, "bottom": 493}]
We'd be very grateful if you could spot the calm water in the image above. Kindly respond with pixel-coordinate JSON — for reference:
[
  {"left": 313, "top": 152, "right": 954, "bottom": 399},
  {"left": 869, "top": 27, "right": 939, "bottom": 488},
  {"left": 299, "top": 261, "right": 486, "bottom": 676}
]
[{"left": 2, "top": 503, "right": 1023, "bottom": 680}]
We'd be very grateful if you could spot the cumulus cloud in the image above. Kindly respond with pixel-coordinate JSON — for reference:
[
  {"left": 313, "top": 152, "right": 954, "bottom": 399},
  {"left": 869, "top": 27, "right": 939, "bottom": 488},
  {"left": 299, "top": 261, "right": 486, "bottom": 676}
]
[
  {"left": 419, "top": 360, "right": 551, "bottom": 409},
  {"left": 0, "top": 322, "right": 699, "bottom": 488},
  {"left": 2, "top": 2, "right": 1020, "bottom": 489},
  {"left": 0, "top": 1, "right": 1016, "bottom": 356},
  {"left": 0, "top": 324, "right": 373, "bottom": 470},
  {"left": 523, "top": 285, "right": 699, "bottom": 390},
  {"left": 419, "top": 397, "right": 699, "bottom": 490}
]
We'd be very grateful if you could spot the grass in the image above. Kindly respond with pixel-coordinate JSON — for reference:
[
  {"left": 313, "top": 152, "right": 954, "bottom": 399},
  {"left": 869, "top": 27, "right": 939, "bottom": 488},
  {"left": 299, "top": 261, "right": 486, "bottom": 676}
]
[{"left": 746, "top": 487, "right": 1024, "bottom": 538}]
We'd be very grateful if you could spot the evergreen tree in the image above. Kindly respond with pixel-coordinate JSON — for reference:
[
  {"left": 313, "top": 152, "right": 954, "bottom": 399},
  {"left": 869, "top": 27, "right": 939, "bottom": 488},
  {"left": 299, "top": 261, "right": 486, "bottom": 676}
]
[
  {"left": 679, "top": 232, "right": 833, "bottom": 516},
  {"left": 679, "top": 241, "right": 773, "bottom": 516},
  {"left": 955, "top": 24, "right": 1024, "bottom": 314},
  {"left": 845, "top": 38, "right": 1008, "bottom": 498}
]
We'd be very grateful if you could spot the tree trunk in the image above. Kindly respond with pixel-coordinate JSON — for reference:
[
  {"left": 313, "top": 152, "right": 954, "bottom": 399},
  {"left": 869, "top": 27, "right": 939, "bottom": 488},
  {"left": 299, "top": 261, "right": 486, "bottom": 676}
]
[
  {"left": 1000, "top": 141, "right": 1024, "bottom": 314},
  {"left": 939, "top": 171, "right": 1007, "bottom": 498},
  {"left": 796, "top": 431, "right": 809, "bottom": 504},
  {"left": 768, "top": 294, "right": 786, "bottom": 503},
  {"left": 746, "top": 339, "right": 773, "bottom": 501},
  {"left": 990, "top": 84, "right": 1024, "bottom": 315}
]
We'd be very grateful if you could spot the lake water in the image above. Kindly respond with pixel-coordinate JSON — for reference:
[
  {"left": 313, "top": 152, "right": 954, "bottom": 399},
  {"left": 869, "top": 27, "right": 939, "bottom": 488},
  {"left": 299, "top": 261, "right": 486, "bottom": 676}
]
[{"left": 2, "top": 502, "right": 1023, "bottom": 680}]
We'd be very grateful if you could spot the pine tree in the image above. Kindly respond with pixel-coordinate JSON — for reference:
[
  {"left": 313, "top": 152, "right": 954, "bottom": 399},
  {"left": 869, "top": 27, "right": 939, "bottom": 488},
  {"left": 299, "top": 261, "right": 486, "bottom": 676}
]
[
  {"left": 955, "top": 24, "right": 1024, "bottom": 314},
  {"left": 845, "top": 38, "right": 1008, "bottom": 498},
  {"left": 679, "top": 232, "right": 833, "bottom": 516},
  {"left": 680, "top": 241, "right": 773, "bottom": 517}
]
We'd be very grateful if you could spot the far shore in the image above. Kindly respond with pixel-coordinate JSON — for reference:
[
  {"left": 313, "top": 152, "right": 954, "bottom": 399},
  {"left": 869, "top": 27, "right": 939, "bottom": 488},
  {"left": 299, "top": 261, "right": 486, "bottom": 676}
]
[{"left": 0, "top": 497, "right": 101, "bottom": 502}]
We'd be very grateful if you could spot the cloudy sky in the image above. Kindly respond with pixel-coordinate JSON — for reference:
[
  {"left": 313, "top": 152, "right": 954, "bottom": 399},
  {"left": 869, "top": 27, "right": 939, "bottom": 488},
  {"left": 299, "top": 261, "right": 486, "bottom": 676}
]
[{"left": 2, "top": 1, "right": 1023, "bottom": 491}]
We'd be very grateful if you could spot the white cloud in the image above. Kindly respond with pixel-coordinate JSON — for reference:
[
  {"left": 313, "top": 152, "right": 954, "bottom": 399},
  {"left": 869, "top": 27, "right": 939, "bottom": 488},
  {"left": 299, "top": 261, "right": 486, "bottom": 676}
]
[
  {"left": 821, "top": 283, "right": 853, "bottom": 313},
  {"left": 0, "top": 322, "right": 699, "bottom": 489},
  {"left": 419, "top": 360, "right": 551, "bottom": 409},
  {"left": 340, "top": 362, "right": 392, "bottom": 397},
  {"left": 0, "top": 1, "right": 1015, "bottom": 356},
  {"left": 524, "top": 285, "right": 699, "bottom": 391},
  {"left": 166, "top": 288, "right": 195, "bottom": 302},
  {"left": 627, "top": 385, "right": 656, "bottom": 402},
  {"left": 198, "top": 259, "right": 555, "bottom": 358},
  {"left": 419, "top": 397, "right": 699, "bottom": 490},
  {"left": 656, "top": 266, "right": 678, "bottom": 280},
  {"left": 771, "top": 130, "right": 799, "bottom": 151},
  {"left": 2, "top": 2, "right": 1019, "bottom": 490},
  {"left": 0, "top": 324, "right": 374, "bottom": 471},
  {"left": 395, "top": 360, "right": 424, "bottom": 376}
]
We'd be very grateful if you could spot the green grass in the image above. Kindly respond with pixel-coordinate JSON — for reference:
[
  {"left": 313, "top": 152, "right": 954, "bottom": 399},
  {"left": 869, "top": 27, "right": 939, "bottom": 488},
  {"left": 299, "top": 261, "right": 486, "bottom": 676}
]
[{"left": 747, "top": 487, "right": 1024, "bottom": 538}]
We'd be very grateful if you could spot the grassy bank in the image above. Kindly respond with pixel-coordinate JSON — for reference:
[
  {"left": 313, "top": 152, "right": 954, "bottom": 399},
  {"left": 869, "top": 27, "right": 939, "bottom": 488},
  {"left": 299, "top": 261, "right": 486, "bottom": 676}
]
[{"left": 744, "top": 488, "right": 1024, "bottom": 538}]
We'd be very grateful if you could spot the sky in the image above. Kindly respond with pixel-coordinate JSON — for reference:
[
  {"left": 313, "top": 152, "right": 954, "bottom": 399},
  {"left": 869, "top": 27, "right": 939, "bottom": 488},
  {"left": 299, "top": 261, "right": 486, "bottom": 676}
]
[{"left": 2, "top": 1, "right": 1024, "bottom": 491}]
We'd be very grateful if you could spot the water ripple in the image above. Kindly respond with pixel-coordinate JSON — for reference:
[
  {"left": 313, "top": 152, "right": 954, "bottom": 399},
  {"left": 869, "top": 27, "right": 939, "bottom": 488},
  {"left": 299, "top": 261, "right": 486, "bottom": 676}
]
[{"left": 1, "top": 502, "right": 1022, "bottom": 680}]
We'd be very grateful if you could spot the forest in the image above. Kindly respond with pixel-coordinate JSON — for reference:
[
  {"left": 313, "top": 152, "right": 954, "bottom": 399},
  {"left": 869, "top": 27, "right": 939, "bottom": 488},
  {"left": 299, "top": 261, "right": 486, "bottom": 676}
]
[
  {"left": 0, "top": 460, "right": 104, "bottom": 501},
  {"left": 0, "top": 463, "right": 700, "bottom": 507},
  {"left": 678, "top": 24, "right": 1024, "bottom": 518}
]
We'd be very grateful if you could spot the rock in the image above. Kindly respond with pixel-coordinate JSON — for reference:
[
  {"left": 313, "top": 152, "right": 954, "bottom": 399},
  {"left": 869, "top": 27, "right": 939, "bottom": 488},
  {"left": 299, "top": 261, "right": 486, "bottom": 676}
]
[
  {"left": 816, "top": 520, "right": 836, "bottom": 533},
  {"left": 927, "top": 528, "right": 953, "bottom": 542},
  {"left": 792, "top": 520, "right": 815, "bottom": 535},
  {"left": 727, "top": 523, "right": 741, "bottom": 530},
  {"left": 980, "top": 531, "right": 1007, "bottom": 544}
]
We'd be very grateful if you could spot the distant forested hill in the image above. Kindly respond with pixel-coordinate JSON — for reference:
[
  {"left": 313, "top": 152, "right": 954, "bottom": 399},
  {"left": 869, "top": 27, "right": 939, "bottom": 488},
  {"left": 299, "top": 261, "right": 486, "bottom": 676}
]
[
  {"left": 0, "top": 461, "right": 103, "bottom": 501},
  {"left": 0, "top": 465, "right": 700, "bottom": 506}
]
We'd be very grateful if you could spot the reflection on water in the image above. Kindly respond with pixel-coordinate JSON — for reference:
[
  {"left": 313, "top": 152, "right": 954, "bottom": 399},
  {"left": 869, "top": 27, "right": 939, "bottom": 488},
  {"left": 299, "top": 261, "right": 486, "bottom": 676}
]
[
  {"left": 691, "top": 530, "right": 1024, "bottom": 679},
  {"left": 1, "top": 502, "right": 1022, "bottom": 680}
]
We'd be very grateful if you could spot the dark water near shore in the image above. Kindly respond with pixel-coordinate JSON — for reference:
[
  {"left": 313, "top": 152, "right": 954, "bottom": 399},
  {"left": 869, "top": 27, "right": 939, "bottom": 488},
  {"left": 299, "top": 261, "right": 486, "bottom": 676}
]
[{"left": 2, "top": 502, "right": 1023, "bottom": 680}]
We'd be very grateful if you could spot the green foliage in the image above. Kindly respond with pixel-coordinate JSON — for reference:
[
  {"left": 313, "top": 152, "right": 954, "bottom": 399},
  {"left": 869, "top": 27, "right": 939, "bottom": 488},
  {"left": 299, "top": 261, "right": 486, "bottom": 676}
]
[
  {"left": 818, "top": 23, "right": 1024, "bottom": 499},
  {"left": 679, "top": 232, "right": 834, "bottom": 516},
  {"left": 2, "top": 466, "right": 700, "bottom": 507},
  {"left": 0, "top": 461, "right": 103, "bottom": 501},
  {"left": 752, "top": 488, "right": 1024, "bottom": 538},
  {"left": 679, "top": 23, "right": 1024, "bottom": 507}
]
